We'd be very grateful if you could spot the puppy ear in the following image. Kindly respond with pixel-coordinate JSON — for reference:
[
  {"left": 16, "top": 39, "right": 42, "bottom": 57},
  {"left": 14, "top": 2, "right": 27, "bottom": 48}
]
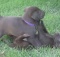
[
  {"left": 31, "top": 11, "right": 39, "bottom": 21},
  {"left": 31, "top": 10, "right": 45, "bottom": 21}
]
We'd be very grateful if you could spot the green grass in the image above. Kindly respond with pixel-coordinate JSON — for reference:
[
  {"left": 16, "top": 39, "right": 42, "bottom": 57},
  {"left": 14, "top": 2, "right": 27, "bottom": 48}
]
[{"left": 0, "top": 0, "right": 60, "bottom": 57}]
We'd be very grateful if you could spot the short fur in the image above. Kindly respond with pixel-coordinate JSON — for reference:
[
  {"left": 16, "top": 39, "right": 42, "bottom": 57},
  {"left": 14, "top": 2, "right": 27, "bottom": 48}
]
[
  {"left": 0, "top": 6, "right": 46, "bottom": 47},
  {"left": 11, "top": 34, "right": 30, "bottom": 48}
]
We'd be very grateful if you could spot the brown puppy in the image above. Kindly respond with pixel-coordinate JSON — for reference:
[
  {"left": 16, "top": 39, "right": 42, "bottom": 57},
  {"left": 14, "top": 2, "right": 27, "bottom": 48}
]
[{"left": 0, "top": 6, "right": 45, "bottom": 47}]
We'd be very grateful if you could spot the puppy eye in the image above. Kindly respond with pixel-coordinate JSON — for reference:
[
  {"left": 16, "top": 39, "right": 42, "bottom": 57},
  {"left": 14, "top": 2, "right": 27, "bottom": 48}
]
[{"left": 23, "top": 38, "right": 28, "bottom": 41}]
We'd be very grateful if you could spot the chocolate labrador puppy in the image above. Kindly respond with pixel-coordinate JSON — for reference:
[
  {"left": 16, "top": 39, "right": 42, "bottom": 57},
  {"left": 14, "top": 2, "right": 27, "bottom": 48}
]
[{"left": 0, "top": 6, "right": 45, "bottom": 47}]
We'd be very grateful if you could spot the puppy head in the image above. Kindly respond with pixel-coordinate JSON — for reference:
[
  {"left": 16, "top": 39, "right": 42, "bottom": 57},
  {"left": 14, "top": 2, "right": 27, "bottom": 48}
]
[{"left": 24, "top": 6, "right": 45, "bottom": 21}]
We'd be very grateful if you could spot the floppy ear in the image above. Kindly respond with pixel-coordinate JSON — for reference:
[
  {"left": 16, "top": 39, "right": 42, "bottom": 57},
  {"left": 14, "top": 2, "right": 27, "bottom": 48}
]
[
  {"left": 31, "top": 11, "right": 40, "bottom": 21},
  {"left": 31, "top": 11, "right": 38, "bottom": 19},
  {"left": 31, "top": 11, "right": 45, "bottom": 21}
]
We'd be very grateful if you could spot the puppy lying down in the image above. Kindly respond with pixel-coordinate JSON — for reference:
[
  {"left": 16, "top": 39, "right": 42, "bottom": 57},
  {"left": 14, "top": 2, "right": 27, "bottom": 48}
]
[{"left": 0, "top": 6, "right": 45, "bottom": 48}]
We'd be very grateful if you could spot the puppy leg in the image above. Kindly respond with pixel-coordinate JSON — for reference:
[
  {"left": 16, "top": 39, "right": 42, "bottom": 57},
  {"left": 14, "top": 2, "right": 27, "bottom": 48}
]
[
  {"left": 13, "top": 34, "right": 30, "bottom": 48},
  {"left": 40, "top": 20, "right": 48, "bottom": 33}
]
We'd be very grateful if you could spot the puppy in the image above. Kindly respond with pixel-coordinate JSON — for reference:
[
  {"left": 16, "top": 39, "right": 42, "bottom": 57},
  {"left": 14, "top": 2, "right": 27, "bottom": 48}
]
[{"left": 0, "top": 6, "right": 45, "bottom": 47}]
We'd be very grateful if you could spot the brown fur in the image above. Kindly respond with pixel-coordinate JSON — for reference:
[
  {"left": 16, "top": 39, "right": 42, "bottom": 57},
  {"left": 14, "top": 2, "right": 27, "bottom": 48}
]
[
  {"left": 37, "top": 21, "right": 54, "bottom": 47},
  {"left": 11, "top": 34, "right": 30, "bottom": 48},
  {"left": 0, "top": 6, "right": 46, "bottom": 48}
]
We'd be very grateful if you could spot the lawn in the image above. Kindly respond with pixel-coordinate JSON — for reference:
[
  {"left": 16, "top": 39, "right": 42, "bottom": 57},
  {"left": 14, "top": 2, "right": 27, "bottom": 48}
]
[{"left": 0, "top": 0, "right": 60, "bottom": 57}]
